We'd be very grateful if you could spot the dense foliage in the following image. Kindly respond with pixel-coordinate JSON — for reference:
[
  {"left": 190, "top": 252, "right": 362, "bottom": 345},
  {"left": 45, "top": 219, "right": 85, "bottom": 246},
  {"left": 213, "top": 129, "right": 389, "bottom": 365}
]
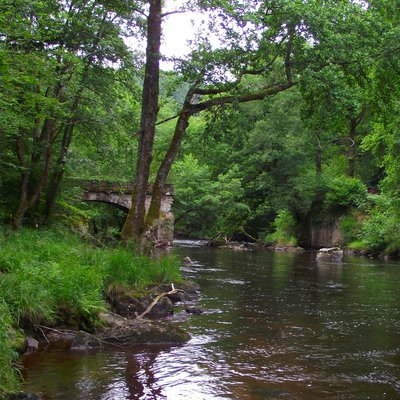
[{"left": 0, "top": 0, "right": 398, "bottom": 245}]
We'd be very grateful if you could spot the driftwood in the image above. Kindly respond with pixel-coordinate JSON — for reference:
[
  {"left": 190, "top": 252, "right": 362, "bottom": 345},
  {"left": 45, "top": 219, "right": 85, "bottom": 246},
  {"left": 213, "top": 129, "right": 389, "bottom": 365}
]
[{"left": 136, "top": 283, "right": 187, "bottom": 320}]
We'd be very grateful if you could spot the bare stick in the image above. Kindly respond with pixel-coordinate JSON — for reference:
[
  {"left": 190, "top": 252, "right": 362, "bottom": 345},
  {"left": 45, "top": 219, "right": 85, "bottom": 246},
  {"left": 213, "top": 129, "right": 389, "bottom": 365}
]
[{"left": 136, "top": 284, "right": 187, "bottom": 320}]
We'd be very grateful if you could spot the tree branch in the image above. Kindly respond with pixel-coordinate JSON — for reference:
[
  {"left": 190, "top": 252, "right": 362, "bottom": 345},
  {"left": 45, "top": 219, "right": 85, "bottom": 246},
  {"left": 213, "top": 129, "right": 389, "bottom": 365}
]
[
  {"left": 161, "top": 10, "right": 189, "bottom": 18},
  {"left": 136, "top": 284, "right": 187, "bottom": 319},
  {"left": 191, "top": 81, "right": 296, "bottom": 113},
  {"left": 156, "top": 114, "right": 179, "bottom": 126}
]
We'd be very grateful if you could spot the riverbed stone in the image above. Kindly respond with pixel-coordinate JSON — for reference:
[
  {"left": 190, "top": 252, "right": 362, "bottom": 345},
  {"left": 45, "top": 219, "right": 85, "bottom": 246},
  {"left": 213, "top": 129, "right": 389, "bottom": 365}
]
[
  {"left": 186, "top": 307, "right": 204, "bottom": 315},
  {"left": 24, "top": 336, "right": 39, "bottom": 353},
  {"left": 98, "top": 311, "right": 127, "bottom": 328},
  {"left": 70, "top": 331, "right": 100, "bottom": 350},
  {"left": 316, "top": 247, "right": 344, "bottom": 261},
  {"left": 273, "top": 245, "right": 305, "bottom": 253},
  {"left": 100, "top": 319, "right": 190, "bottom": 345},
  {"left": 111, "top": 293, "right": 174, "bottom": 318}
]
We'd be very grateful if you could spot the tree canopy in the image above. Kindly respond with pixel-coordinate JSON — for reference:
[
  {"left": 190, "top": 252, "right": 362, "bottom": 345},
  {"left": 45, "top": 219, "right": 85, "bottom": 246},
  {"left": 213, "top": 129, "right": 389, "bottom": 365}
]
[{"left": 1, "top": 0, "right": 399, "bottom": 254}]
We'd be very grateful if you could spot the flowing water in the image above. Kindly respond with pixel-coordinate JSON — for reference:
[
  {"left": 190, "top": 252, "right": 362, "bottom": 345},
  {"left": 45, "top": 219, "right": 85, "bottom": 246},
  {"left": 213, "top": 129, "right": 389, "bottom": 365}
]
[{"left": 22, "top": 242, "right": 400, "bottom": 399}]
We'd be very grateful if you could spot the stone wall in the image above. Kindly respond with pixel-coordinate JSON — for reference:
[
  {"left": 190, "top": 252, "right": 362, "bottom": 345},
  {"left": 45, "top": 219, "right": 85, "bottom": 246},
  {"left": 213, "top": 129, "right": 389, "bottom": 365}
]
[
  {"left": 299, "top": 212, "right": 344, "bottom": 249},
  {"left": 308, "top": 218, "right": 343, "bottom": 248}
]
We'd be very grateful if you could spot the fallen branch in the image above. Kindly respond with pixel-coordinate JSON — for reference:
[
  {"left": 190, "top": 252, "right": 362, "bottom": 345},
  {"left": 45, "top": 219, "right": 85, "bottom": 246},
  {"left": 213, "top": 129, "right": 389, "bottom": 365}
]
[
  {"left": 136, "top": 283, "right": 187, "bottom": 320},
  {"left": 34, "top": 325, "right": 50, "bottom": 344},
  {"left": 239, "top": 227, "right": 266, "bottom": 245},
  {"left": 34, "top": 325, "right": 77, "bottom": 334}
]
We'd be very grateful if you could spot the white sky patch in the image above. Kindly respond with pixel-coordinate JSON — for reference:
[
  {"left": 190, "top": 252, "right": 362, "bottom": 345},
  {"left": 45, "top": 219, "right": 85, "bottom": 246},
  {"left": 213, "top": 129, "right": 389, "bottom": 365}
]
[
  {"left": 124, "top": 1, "right": 221, "bottom": 70},
  {"left": 161, "top": 9, "right": 201, "bottom": 58},
  {"left": 160, "top": 5, "right": 221, "bottom": 69}
]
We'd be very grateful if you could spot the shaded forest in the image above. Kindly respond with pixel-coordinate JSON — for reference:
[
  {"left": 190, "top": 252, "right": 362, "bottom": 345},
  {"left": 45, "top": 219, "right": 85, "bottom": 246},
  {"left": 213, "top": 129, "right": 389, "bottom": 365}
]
[{"left": 1, "top": 0, "right": 399, "bottom": 252}]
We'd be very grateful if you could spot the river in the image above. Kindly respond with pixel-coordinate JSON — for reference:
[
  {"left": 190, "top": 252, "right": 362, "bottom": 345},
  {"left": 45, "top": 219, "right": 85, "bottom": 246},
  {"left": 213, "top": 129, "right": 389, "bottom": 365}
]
[{"left": 22, "top": 242, "right": 400, "bottom": 399}]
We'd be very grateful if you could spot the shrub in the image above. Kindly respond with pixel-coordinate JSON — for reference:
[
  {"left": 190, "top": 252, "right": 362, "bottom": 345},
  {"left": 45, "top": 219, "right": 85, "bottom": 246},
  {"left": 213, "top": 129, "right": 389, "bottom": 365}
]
[
  {"left": 324, "top": 175, "right": 367, "bottom": 209},
  {"left": 266, "top": 209, "right": 298, "bottom": 246},
  {"left": 340, "top": 212, "right": 364, "bottom": 244}
]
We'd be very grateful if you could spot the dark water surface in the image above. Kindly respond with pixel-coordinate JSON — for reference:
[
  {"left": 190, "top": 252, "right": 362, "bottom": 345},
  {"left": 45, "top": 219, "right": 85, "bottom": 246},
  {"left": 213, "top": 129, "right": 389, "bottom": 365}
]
[{"left": 23, "top": 243, "right": 400, "bottom": 399}]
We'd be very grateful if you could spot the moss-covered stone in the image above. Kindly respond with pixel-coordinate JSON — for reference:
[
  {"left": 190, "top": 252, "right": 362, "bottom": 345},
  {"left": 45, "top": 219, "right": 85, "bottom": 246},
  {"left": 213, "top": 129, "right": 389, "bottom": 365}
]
[{"left": 100, "top": 319, "right": 190, "bottom": 345}]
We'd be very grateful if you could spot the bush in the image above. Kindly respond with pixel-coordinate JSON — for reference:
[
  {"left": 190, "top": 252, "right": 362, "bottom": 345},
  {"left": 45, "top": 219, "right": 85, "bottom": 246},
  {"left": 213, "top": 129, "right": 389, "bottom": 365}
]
[
  {"left": 266, "top": 209, "right": 298, "bottom": 246},
  {"left": 360, "top": 206, "right": 400, "bottom": 254},
  {"left": 324, "top": 175, "right": 367, "bottom": 209},
  {"left": 341, "top": 194, "right": 400, "bottom": 254},
  {"left": 340, "top": 212, "right": 364, "bottom": 244}
]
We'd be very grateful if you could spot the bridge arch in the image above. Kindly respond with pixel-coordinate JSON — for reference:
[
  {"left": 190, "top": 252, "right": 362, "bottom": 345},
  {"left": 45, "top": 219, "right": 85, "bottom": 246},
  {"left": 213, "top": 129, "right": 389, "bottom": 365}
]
[{"left": 79, "top": 180, "right": 175, "bottom": 245}]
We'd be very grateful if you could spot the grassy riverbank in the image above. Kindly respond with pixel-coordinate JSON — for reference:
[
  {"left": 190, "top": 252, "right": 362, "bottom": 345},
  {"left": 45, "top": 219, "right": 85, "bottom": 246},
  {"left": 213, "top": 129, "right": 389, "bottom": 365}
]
[{"left": 0, "top": 227, "right": 181, "bottom": 398}]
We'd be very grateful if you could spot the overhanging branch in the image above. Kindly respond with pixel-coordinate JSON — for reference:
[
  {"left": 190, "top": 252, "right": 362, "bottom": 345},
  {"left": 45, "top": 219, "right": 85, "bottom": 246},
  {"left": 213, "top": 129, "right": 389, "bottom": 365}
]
[{"left": 191, "top": 81, "right": 296, "bottom": 113}]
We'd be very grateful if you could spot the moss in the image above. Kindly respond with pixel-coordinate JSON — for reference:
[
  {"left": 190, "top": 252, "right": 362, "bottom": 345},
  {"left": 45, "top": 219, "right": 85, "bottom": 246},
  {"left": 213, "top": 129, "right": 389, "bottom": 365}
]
[{"left": 9, "top": 329, "right": 25, "bottom": 353}]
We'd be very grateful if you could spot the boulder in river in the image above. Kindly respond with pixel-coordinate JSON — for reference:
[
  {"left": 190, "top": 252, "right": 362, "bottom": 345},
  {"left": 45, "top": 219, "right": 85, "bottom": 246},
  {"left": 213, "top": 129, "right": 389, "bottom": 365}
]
[
  {"left": 316, "top": 247, "right": 344, "bottom": 261},
  {"left": 99, "top": 317, "right": 190, "bottom": 345},
  {"left": 109, "top": 290, "right": 174, "bottom": 318},
  {"left": 70, "top": 331, "right": 100, "bottom": 351}
]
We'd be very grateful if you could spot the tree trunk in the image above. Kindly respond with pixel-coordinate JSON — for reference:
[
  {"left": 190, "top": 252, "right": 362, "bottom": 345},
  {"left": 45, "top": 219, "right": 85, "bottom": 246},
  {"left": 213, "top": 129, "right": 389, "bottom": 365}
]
[
  {"left": 12, "top": 135, "right": 30, "bottom": 228},
  {"left": 145, "top": 98, "right": 193, "bottom": 229},
  {"left": 43, "top": 122, "right": 74, "bottom": 220},
  {"left": 121, "top": 0, "right": 162, "bottom": 241}
]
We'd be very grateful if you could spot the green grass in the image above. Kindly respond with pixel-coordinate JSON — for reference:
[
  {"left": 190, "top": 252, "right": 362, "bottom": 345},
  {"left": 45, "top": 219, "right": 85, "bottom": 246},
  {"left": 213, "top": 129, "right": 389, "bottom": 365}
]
[
  {"left": 0, "top": 302, "right": 20, "bottom": 399},
  {"left": 0, "top": 227, "right": 182, "bottom": 396}
]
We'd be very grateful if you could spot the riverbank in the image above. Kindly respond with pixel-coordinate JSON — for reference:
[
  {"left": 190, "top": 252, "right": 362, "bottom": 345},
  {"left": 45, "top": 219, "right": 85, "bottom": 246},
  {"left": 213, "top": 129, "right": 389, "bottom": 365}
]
[{"left": 0, "top": 228, "right": 195, "bottom": 399}]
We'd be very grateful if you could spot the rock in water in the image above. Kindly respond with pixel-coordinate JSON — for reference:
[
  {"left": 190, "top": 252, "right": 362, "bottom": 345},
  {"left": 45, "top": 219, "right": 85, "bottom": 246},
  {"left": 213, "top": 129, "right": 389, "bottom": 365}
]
[
  {"left": 24, "top": 336, "right": 39, "bottom": 353},
  {"left": 101, "top": 319, "right": 190, "bottom": 345},
  {"left": 186, "top": 307, "right": 204, "bottom": 315},
  {"left": 316, "top": 247, "right": 344, "bottom": 261}
]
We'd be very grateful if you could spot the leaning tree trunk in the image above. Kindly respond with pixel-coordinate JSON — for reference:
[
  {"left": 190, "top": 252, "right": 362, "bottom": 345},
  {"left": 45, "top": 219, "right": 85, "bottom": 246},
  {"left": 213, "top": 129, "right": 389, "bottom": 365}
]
[
  {"left": 144, "top": 81, "right": 296, "bottom": 233},
  {"left": 121, "top": 0, "right": 162, "bottom": 241},
  {"left": 145, "top": 98, "right": 193, "bottom": 229}
]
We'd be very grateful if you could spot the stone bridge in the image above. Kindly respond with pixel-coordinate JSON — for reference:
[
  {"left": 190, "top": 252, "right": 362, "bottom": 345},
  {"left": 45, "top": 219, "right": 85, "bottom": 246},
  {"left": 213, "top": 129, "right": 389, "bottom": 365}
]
[
  {"left": 79, "top": 180, "right": 174, "bottom": 245},
  {"left": 80, "top": 180, "right": 174, "bottom": 214}
]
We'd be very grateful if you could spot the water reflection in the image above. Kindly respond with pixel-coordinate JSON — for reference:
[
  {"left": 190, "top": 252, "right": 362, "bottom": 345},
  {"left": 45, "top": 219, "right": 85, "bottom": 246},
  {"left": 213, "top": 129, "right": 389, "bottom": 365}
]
[{"left": 23, "top": 246, "right": 400, "bottom": 399}]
